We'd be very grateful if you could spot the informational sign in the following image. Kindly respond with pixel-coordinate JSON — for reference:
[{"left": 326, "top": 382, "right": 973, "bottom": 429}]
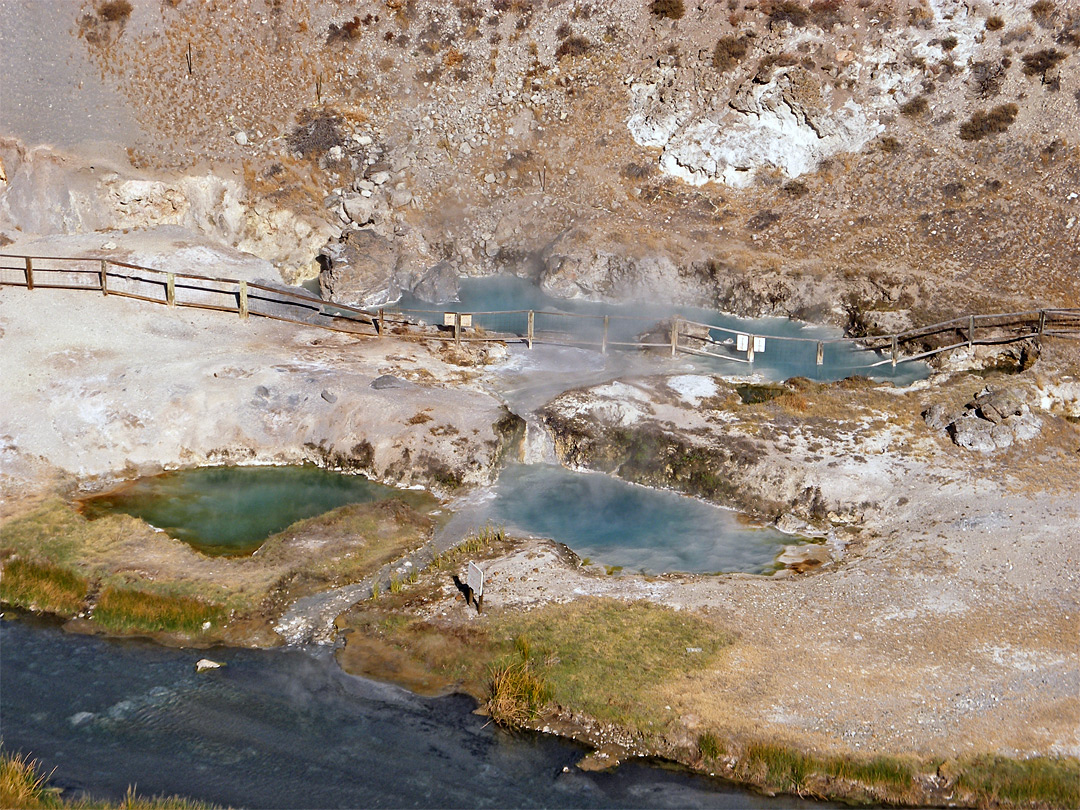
[
  {"left": 467, "top": 561, "right": 484, "bottom": 600},
  {"left": 459, "top": 314, "right": 473, "bottom": 328},
  {"left": 736, "top": 333, "right": 748, "bottom": 352},
  {"left": 753, "top": 336, "right": 766, "bottom": 353},
  {"left": 443, "top": 312, "right": 456, "bottom": 327}
]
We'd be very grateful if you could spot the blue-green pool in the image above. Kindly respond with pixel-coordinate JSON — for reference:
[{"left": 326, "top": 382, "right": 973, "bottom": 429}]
[{"left": 80, "top": 465, "right": 425, "bottom": 556}]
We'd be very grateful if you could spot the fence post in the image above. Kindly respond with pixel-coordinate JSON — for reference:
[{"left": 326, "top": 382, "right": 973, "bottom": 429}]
[
  {"left": 454, "top": 312, "right": 461, "bottom": 346},
  {"left": 968, "top": 315, "right": 975, "bottom": 349},
  {"left": 166, "top": 273, "right": 176, "bottom": 306},
  {"left": 815, "top": 340, "right": 823, "bottom": 366},
  {"left": 670, "top": 318, "right": 679, "bottom": 357},
  {"left": 377, "top": 308, "right": 385, "bottom": 337},
  {"left": 238, "top": 281, "right": 248, "bottom": 319},
  {"left": 24, "top": 257, "right": 33, "bottom": 290},
  {"left": 527, "top": 310, "right": 534, "bottom": 349},
  {"left": 891, "top": 335, "right": 898, "bottom": 367},
  {"left": 601, "top": 315, "right": 609, "bottom": 354},
  {"left": 1038, "top": 310, "right": 1046, "bottom": 337},
  {"left": 100, "top": 260, "right": 109, "bottom": 296},
  {"left": 747, "top": 334, "right": 755, "bottom": 364}
]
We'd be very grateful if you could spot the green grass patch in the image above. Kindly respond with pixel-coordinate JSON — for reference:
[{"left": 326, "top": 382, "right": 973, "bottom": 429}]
[
  {"left": 741, "top": 742, "right": 920, "bottom": 797},
  {"left": 497, "top": 598, "right": 730, "bottom": 729},
  {"left": 698, "top": 731, "right": 723, "bottom": 761},
  {"left": 955, "top": 754, "right": 1080, "bottom": 808},
  {"left": 92, "top": 587, "right": 224, "bottom": 635},
  {"left": 0, "top": 558, "right": 88, "bottom": 617}
]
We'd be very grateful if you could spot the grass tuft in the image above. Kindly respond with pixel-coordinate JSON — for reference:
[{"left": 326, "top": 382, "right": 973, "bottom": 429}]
[
  {"left": 0, "top": 558, "right": 88, "bottom": 617},
  {"left": 0, "top": 749, "right": 60, "bottom": 809},
  {"left": 93, "top": 587, "right": 223, "bottom": 634},
  {"left": 487, "top": 658, "right": 550, "bottom": 728},
  {"left": 698, "top": 731, "right": 723, "bottom": 760},
  {"left": 956, "top": 754, "right": 1080, "bottom": 808}
]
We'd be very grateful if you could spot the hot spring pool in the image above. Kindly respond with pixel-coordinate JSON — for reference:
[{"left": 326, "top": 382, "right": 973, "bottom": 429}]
[{"left": 80, "top": 465, "right": 431, "bottom": 556}]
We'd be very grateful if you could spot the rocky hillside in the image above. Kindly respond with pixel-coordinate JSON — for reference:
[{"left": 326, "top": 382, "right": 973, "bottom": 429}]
[{"left": 3, "top": 0, "right": 1078, "bottom": 332}]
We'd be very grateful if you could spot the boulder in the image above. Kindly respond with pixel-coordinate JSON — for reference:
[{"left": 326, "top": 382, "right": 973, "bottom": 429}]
[
  {"left": 972, "top": 387, "right": 1025, "bottom": 423},
  {"left": 923, "top": 403, "right": 960, "bottom": 431},
  {"left": 318, "top": 228, "right": 400, "bottom": 308},
  {"left": 949, "top": 413, "right": 996, "bottom": 453},
  {"left": 195, "top": 658, "right": 224, "bottom": 672},
  {"left": 409, "top": 260, "right": 460, "bottom": 304}
]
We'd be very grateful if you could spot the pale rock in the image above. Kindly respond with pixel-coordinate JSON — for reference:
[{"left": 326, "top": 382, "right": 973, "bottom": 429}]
[
  {"left": 196, "top": 658, "right": 224, "bottom": 672},
  {"left": 233, "top": 130, "right": 248, "bottom": 146},
  {"left": 370, "top": 171, "right": 391, "bottom": 186},
  {"left": 389, "top": 187, "right": 412, "bottom": 208},
  {"left": 318, "top": 228, "right": 400, "bottom": 307}
]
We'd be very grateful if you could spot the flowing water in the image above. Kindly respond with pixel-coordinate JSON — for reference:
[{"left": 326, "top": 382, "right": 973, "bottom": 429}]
[
  {"left": 1, "top": 615, "right": 843, "bottom": 810},
  {"left": 80, "top": 465, "right": 430, "bottom": 556}
]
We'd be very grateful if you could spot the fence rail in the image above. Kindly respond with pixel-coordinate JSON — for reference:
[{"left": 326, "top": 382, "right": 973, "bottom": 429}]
[{"left": 2, "top": 253, "right": 1077, "bottom": 371}]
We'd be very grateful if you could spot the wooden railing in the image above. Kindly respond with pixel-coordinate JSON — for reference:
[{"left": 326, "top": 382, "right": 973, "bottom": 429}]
[{"left": 2, "top": 253, "right": 1077, "bottom": 372}]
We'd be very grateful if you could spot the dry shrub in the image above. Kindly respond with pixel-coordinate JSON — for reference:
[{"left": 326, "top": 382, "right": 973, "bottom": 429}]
[
  {"left": 879, "top": 135, "right": 903, "bottom": 153},
  {"left": 1021, "top": 48, "right": 1066, "bottom": 77},
  {"left": 713, "top": 34, "right": 749, "bottom": 71},
  {"left": 940, "top": 34, "right": 958, "bottom": 50},
  {"left": 288, "top": 108, "right": 343, "bottom": 158},
  {"left": 1030, "top": 0, "right": 1055, "bottom": 26},
  {"left": 959, "top": 103, "right": 1018, "bottom": 141},
  {"left": 98, "top": 0, "right": 133, "bottom": 22},
  {"left": 648, "top": 0, "right": 685, "bottom": 20},
  {"left": 970, "top": 60, "right": 1008, "bottom": 98},
  {"left": 986, "top": 15, "right": 1005, "bottom": 31},
  {"left": 766, "top": 1, "right": 809, "bottom": 27},
  {"left": 555, "top": 34, "right": 591, "bottom": 59},
  {"left": 487, "top": 659, "right": 550, "bottom": 728},
  {"left": 900, "top": 95, "right": 929, "bottom": 116}
]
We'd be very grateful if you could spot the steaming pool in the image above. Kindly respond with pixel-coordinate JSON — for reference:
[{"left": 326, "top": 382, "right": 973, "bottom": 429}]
[{"left": 82, "top": 464, "right": 798, "bottom": 574}]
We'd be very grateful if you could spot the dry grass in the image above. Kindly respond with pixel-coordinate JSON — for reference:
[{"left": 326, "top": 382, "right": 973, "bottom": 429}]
[
  {"left": 487, "top": 658, "right": 550, "bottom": 727},
  {"left": 0, "top": 558, "right": 88, "bottom": 617},
  {"left": 93, "top": 587, "right": 225, "bottom": 635},
  {"left": 0, "top": 746, "right": 220, "bottom": 809}
]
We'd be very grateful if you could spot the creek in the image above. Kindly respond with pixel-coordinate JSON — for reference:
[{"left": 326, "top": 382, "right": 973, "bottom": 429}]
[{"left": 1, "top": 614, "right": 843, "bottom": 809}]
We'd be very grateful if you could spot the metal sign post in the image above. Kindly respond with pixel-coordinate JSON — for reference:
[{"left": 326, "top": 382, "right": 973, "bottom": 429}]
[{"left": 467, "top": 561, "right": 484, "bottom": 613}]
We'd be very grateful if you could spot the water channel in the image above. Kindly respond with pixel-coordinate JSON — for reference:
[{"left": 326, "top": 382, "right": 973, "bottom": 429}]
[{"left": 2, "top": 615, "right": 843, "bottom": 809}]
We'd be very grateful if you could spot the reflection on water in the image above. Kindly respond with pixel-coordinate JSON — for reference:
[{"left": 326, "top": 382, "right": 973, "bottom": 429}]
[
  {"left": 80, "top": 465, "right": 426, "bottom": 556},
  {"left": 450, "top": 464, "right": 794, "bottom": 574},
  {"left": 1, "top": 616, "right": 840, "bottom": 810}
]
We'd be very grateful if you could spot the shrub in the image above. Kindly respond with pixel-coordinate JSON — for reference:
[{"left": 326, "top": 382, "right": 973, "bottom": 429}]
[
  {"left": 0, "top": 558, "right": 87, "bottom": 617},
  {"left": 326, "top": 15, "right": 363, "bottom": 43},
  {"left": 879, "top": 135, "right": 903, "bottom": 153},
  {"left": 900, "top": 95, "right": 929, "bottom": 116},
  {"left": 288, "top": 109, "right": 343, "bottom": 158},
  {"left": 98, "top": 0, "right": 133, "bottom": 22},
  {"left": 959, "top": 103, "right": 1018, "bottom": 141},
  {"left": 1030, "top": 0, "right": 1055, "bottom": 25},
  {"left": 970, "top": 60, "right": 1008, "bottom": 98},
  {"left": 1021, "top": 48, "right": 1066, "bottom": 77},
  {"left": 767, "top": 1, "right": 808, "bottom": 27},
  {"left": 555, "top": 35, "right": 591, "bottom": 59},
  {"left": 747, "top": 209, "right": 781, "bottom": 231},
  {"left": 985, "top": 15, "right": 1004, "bottom": 30},
  {"left": 648, "top": 0, "right": 684, "bottom": 20},
  {"left": 713, "top": 34, "right": 749, "bottom": 71},
  {"left": 782, "top": 179, "right": 808, "bottom": 196},
  {"left": 941, "top": 34, "right": 958, "bottom": 50},
  {"left": 808, "top": 0, "right": 844, "bottom": 29}
]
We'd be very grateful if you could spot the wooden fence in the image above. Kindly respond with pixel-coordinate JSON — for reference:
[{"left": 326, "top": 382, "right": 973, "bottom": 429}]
[{"left": 1, "top": 253, "right": 1077, "bottom": 371}]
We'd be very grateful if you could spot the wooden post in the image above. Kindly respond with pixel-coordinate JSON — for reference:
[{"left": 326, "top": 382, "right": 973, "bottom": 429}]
[
  {"left": 377, "top": 308, "right": 385, "bottom": 337},
  {"left": 747, "top": 335, "right": 755, "bottom": 364},
  {"left": 601, "top": 315, "right": 609, "bottom": 354},
  {"left": 891, "top": 335, "right": 899, "bottom": 367},
  {"left": 166, "top": 273, "right": 176, "bottom": 306},
  {"left": 100, "top": 260, "right": 108, "bottom": 296},
  {"left": 670, "top": 318, "right": 679, "bottom": 357},
  {"left": 527, "top": 310, "right": 534, "bottom": 349},
  {"left": 238, "top": 280, "right": 248, "bottom": 319},
  {"left": 815, "top": 340, "right": 824, "bottom": 366},
  {"left": 24, "top": 257, "right": 33, "bottom": 290},
  {"left": 1038, "top": 310, "right": 1046, "bottom": 337},
  {"left": 454, "top": 312, "right": 461, "bottom": 346},
  {"left": 968, "top": 315, "right": 975, "bottom": 348}
]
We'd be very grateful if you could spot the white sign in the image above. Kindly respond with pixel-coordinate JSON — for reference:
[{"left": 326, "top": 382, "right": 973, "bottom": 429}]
[
  {"left": 736, "top": 334, "right": 748, "bottom": 352},
  {"left": 467, "top": 561, "right": 484, "bottom": 599},
  {"left": 753, "top": 336, "right": 766, "bottom": 353},
  {"left": 459, "top": 314, "right": 473, "bottom": 328},
  {"left": 443, "top": 312, "right": 456, "bottom": 327}
]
